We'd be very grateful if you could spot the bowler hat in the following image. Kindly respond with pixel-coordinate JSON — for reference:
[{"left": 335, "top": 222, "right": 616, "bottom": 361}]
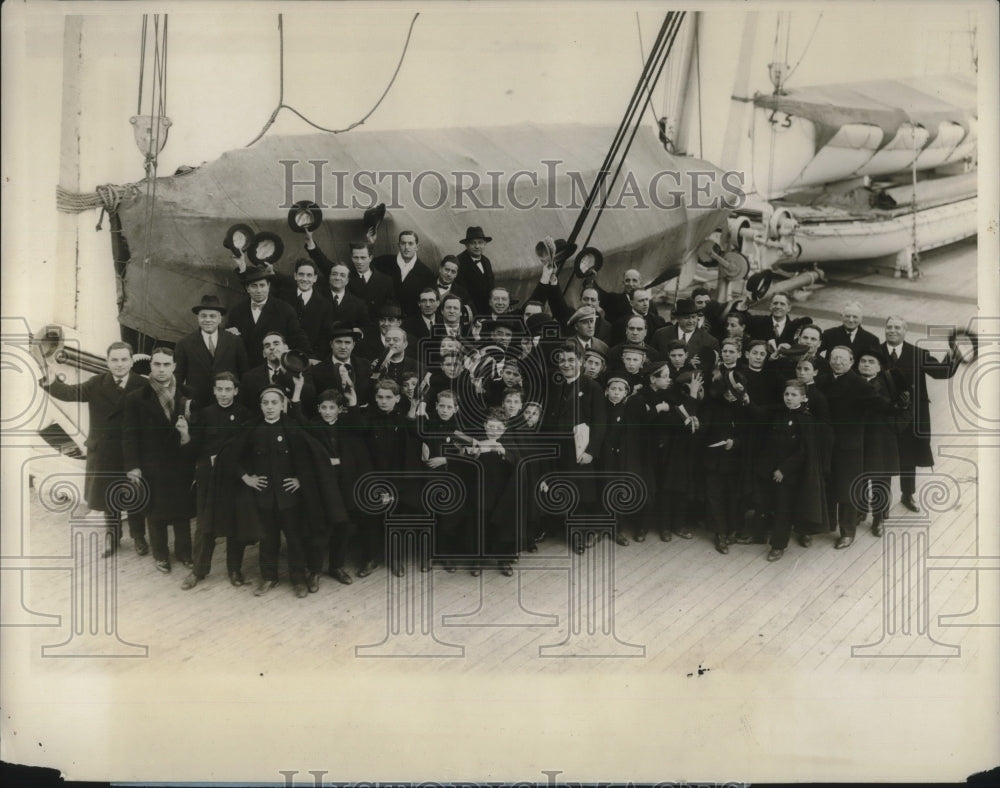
[
  {"left": 248, "top": 232, "right": 285, "bottom": 266},
  {"left": 223, "top": 224, "right": 255, "bottom": 255},
  {"left": 328, "top": 322, "right": 364, "bottom": 341},
  {"left": 526, "top": 312, "right": 561, "bottom": 338},
  {"left": 377, "top": 302, "right": 403, "bottom": 320},
  {"left": 281, "top": 349, "right": 310, "bottom": 375},
  {"left": 363, "top": 203, "right": 387, "bottom": 232},
  {"left": 191, "top": 294, "right": 227, "bottom": 315},
  {"left": 574, "top": 247, "right": 604, "bottom": 278},
  {"left": 287, "top": 201, "right": 322, "bottom": 234},
  {"left": 534, "top": 237, "right": 557, "bottom": 263},
  {"left": 857, "top": 348, "right": 887, "bottom": 367},
  {"left": 243, "top": 266, "right": 275, "bottom": 284},
  {"left": 553, "top": 239, "right": 577, "bottom": 264},
  {"left": 724, "top": 369, "right": 749, "bottom": 396},
  {"left": 671, "top": 298, "right": 700, "bottom": 318},
  {"left": 460, "top": 226, "right": 492, "bottom": 245}
]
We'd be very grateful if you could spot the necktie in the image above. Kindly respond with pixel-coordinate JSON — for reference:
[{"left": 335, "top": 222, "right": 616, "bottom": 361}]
[
  {"left": 774, "top": 322, "right": 781, "bottom": 337},
  {"left": 297, "top": 292, "right": 306, "bottom": 310},
  {"left": 269, "top": 367, "right": 278, "bottom": 384},
  {"left": 890, "top": 347, "right": 898, "bottom": 361},
  {"left": 116, "top": 378, "right": 126, "bottom": 389},
  {"left": 207, "top": 333, "right": 216, "bottom": 357},
  {"left": 334, "top": 293, "right": 341, "bottom": 306}
]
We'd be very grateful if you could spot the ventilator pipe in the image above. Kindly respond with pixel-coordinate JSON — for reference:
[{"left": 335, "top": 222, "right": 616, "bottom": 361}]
[{"left": 764, "top": 268, "right": 826, "bottom": 296}]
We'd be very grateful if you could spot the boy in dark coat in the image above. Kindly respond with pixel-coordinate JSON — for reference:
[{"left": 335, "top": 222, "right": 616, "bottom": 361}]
[{"left": 181, "top": 372, "right": 254, "bottom": 590}]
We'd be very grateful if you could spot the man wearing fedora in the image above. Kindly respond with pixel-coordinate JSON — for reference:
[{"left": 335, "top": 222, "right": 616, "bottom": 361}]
[
  {"left": 651, "top": 298, "right": 720, "bottom": 372},
  {"left": 40, "top": 341, "right": 149, "bottom": 558},
  {"left": 312, "top": 323, "right": 373, "bottom": 405},
  {"left": 174, "top": 295, "right": 250, "bottom": 409},
  {"left": 226, "top": 268, "right": 310, "bottom": 363},
  {"left": 359, "top": 302, "right": 417, "bottom": 363},
  {"left": 373, "top": 230, "right": 437, "bottom": 318},
  {"left": 455, "top": 226, "right": 496, "bottom": 316},
  {"left": 240, "top": 331, "right": 317, "bottom": 417}
]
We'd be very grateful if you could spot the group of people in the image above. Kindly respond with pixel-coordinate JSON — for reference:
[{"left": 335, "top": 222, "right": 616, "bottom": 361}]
[{"left": 40, "top": 223, "right": 965, "bottom": 599}]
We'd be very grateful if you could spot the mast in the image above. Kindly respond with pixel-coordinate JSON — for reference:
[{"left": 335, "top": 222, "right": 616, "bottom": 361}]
[{"left": 57, "top": 15, "right": 85, "bottom": 330}]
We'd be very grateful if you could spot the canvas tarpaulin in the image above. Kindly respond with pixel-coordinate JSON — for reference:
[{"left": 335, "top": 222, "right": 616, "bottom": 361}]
[{"left": 113, "top": 124, "right": 731, "bottom": 343}]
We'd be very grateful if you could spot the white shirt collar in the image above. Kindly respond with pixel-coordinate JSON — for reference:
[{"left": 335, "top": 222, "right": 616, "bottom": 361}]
[{"left": 397, "top": 253, "right": 417, "bottom": 279}]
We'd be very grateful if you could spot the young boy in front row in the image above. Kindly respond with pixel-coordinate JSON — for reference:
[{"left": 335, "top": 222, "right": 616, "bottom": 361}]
[
  {"left": 598, "top": 375, "right": 634, "bottom": 546},
  {"left": 182, "top": 371, "right": 254, "bottom": 590}
]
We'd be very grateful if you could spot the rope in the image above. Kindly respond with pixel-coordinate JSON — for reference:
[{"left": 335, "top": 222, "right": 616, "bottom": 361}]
[
  {"left": 137, "top": 16, "right": 147, "bottom": 115},
  {"left": 56, "top": 183, "right": 141, "bottom": 214},
  {"left": 246, "top": 13, "right": 420, "bottom": 147},
  {"left": 578, "top": 11, "right": 685, "bottom": 254},
  {"left": 784, "top": 12, "right": 823, "bottom": 84},
  {"left": 635, "top": 13, "right": 664, "bottom": 132}
]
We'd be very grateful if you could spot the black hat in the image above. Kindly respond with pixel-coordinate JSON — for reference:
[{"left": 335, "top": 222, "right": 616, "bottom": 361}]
[
  {"left": 460, "top": 226, "right": 492, "bottom": 244},
  {"left": 642, "top": 358, "right": 670, "bottom": 378},
  {"left": 483, "top": 314, "right": 524, "bottom": 336},
  {"left": 287, "top": 201, "right": 322, "bottom": 234},
  {"left": 857, "top": 347, "right": 887, "bottom": 366},
  {"left": 191, "top": 294, "right": 227, "bottom": 315},
  {"left": 526, "top": 312, "right": 561, "bottom": 338},
  {"left": 243, "top": 266, "right": 275, "bottom": 284},
  {"left": 672, "top": 298, "right": 700, "bottom": 318},
  {"left": 775, "top": 343, "right": 811, "bottom": 360},
  {"left": 619, "top": 342, "right": 648, "bottom": 356},
  {"left": 553, "top": 238, "right": 577, "bottom": 264},
  {"left": 280, "top": 349, "right": 310, "bottom": 375},
  {"left": 223, "top": 224, "right": 255, "bottom": 255},
  {"left": 363, "top": 203, "right": 387, "bottom": 232},
  {"left": 248, "top": 232, "right": 285, "bottom": 266},
  {"left": 377, "top": 302, "right": 403, "bottom": 320},
  {"left": 328, "top": 322, "right": 364, "bottom": 341},
  {"left": 723, "top": 368, "right": 749, "bottom": 396},
  {"left": 574, "top": 247, "right": 604, "bottom": 278},
  {"left": 746, "top": 270, "right": 777, "bottom": 301}
]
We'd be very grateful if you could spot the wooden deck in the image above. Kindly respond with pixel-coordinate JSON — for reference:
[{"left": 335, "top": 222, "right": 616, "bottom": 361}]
[{"left": 4, "top": 241, "right": 996, "bottom": 780}]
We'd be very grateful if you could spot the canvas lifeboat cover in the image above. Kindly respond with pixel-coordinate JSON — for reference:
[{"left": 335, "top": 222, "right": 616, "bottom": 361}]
[{"left": 114, "top": 124, "right": 732, "bottom": 342}]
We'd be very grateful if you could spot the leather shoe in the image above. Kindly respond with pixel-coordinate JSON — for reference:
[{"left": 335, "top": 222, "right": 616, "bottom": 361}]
[
  {"left": 572, "top": 541, "right": 586, "bottom": 555},
  {"left": 181, "top": 560, "right": 194, "bottom": 569},
  {"left": 615, "top": 533, "right": 630, "bottom": 547},
  {"left": 391, "top": 562, "right": 405, "bottom": 578},
  {"left": 470, "top": 568, "right": 481, "bottom": 577},
  {"left": 155, "top": 560, "right": 171, "bottom": 574},
  {"left": 357, "top": 560, "right": 377, "bottom": 578},
  {"left": 329, "top": 567, "right": 353, "bottom": 585},
  {"left": 797, "top": 534, "right": 812, "bottom": 548},
  {"left": 835, "top": 536, "right": 855, "bottom": 550},
  {"left": 584, "top": 532, "right": 597, "bottom": 548},
  {"left": 420, "top": 560, "right": 431, "bottom": 573},
  {"left": 714, "top": 534, "right": 729, "bottom": 555},
  {"left": 766, "top": 548, "right": 784, "bottom": 562},
  {"left": 634, "top": 530, "right": 647, "bottom": 543},
  {"left": 871, "top": 520, "right": 884, "bottom": 537},
  {"left": 180, "top": 573, "right": 200, "bottom": 590},
  {"left": 526, "top": 542, "right": 538, "bottom": 553},
  {"left": 228, "top": 571, "right": 245, "bottom": 587},
  {"left": 133, "top": 536, "right": 149, "bottom": 556},
  {"left": 293, "top": 583, "right": 309, "bottom": 599},
  {"left": 658, "top": 530, "right": 672, "bottom": 543},
  {"left": 734, "top": 535, "right": 753, "bottom": 545},
  {"left": 500, "top": 562, "right": 514, "bottom": 577},
  {"left": 306, "top": 572, "right": 320, "bottom": 593},
  {"left": 254, "top": 579, "right": 278, "bottom": 596},
  {"left": 672, "top": 528, "right": 694, "bottom": 540},
  {"left": 901, "top": 496, "right": 920, "bottom": 513},
  {"left": 533, "top": 530, "right": 547, "bottom": 544}
]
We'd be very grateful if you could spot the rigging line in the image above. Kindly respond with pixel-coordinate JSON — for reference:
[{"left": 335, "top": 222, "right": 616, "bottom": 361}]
[
  {"left": 694, "top": 15, "right": 703, "bottom": 159},
  {"left": 581, "top": 11, "right": 684, "bottom": 252},
  {"left": 160, "top": 15, "right": 168, "bottom": 116},
  {"left": 577, "top": 11, "right": 682, "bottom": 252},
  {"left": 784, "top": 12, "right": 822, "bottom": 83},
  {"left": 634, "top": 13, "right": 662, "bottom": 130},
  {"left": 565, "top": 12, "right": 673, "bottom": 248},
  {"left": 137, "top": 15, "right": 148, "bottom": 115},
  {"left": 246, "top": 12, "right": 420, "bottom": 147},
  {"left": 784, "top": 12, "right": 791, "bottom": 65}
]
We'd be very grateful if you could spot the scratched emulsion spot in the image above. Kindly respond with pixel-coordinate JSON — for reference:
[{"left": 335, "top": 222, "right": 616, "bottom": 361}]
[{"left": 686, "top": 663, "right": 711, "bottom": 677}]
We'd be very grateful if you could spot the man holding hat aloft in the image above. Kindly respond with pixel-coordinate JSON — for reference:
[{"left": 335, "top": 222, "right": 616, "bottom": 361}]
[{"left": 174, "top": 294, "right": 250, "bottom": 409}]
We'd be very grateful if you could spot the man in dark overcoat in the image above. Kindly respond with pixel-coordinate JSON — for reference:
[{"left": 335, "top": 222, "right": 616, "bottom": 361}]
[
  {"left": 122, "top": 347, "right": 197, "bottom": 572},
  {"left": 373, "top": 230, "right": 437, "bottom": 318},
  {"left": 225, "top": 267, "right": 310, "bottom": 362},
  {"left": 882, "top": 315, "right": 961, "bottom": 511},
  {"left": 40, "top": 340, "right": 149, "bottom": 556},
  {"left": 454, "top": 226, "right": 496, "bottom": 316}
]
